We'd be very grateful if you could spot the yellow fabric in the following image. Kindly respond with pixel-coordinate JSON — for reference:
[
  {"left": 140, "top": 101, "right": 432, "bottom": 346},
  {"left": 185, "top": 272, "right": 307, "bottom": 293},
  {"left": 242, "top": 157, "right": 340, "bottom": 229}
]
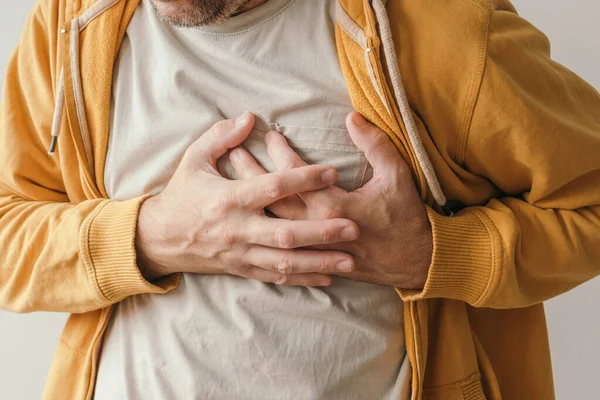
[{"left": 0, "top": 0, "right": 598, "bottom": 399}]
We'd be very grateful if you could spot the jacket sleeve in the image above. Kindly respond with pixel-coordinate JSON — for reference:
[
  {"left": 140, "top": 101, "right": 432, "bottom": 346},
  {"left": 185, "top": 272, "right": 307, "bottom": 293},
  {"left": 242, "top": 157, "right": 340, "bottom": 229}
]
[
  {"left": 399, "top": 4, "right": 600, "bottom": 308},
  {"left": 0, "top": 2, "right": 179, "bottom": 314}
]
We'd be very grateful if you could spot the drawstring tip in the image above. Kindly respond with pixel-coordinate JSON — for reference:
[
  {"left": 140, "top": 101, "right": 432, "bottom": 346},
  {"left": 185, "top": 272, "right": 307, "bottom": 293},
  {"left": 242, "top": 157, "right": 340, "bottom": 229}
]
[
  {"left": 48, "top": 136, "right": 58, "bottom": 154},
  {"left": 442, "top": 204, "right": 454, "bottom": 217}
]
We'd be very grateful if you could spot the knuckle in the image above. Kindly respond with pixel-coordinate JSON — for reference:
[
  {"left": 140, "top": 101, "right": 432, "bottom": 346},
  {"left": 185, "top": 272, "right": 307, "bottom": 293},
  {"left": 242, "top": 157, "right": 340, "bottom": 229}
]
[
  {"left": 264, "top": 176, "right": 286, "bottom": 199},
  {"left": 211, "top": 119, "right": 231, "bottom": 136},
  {"left": 320, "top": 227, "right": 334, "bottom": 244},
  {"left": 396, "top": 160, "right": 411, "bottom": 181},
  {"left": 275, "top": 226, "right": 295, "bottom": 249},
  {"left": 378, "top": 183, "right": 395, "bottom": 199},
  {"left": 318, "top": 259, "right": 331, "bottom": 273},
  {"left": 320, "top": 204, "right": 342, "bottom": 220},
  {"left": 365, "top": 141, "right": 384, "bottom": 160},
  {"left": 229, "top": 264, "right": 248, "bottom": 276},
  {"left": 281, "top": 160, "right": 298, "bottom": 171},
  {"left": 216, "top": 191, "right": 237, "bottom": 212},
  {"left": 219, "top": 225, "right": 237, "bottom": 245},
  {"left": 277, "top": 257, "right": 294, "bottom": 274},
  {"left": 275, "top": 274, "right": 290, "bottom": 286},
  {"left": 220, "top": 250, "right": 237, "bottom": 265}
]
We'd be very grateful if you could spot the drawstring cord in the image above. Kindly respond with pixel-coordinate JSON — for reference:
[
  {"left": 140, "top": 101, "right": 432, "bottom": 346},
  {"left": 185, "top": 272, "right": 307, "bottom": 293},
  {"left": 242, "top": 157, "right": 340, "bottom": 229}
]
[
  {"left": 371, "top": 0, "right": 449, "bottom": 212},
  {"left": 49, "top": 68, "right": 65, "bottom": 154}
]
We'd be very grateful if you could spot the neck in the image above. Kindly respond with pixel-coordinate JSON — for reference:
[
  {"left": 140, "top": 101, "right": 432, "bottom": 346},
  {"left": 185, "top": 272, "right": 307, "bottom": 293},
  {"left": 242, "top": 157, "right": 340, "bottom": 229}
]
[{"left": 235, "top": 0, "right": 270, "bottom": 15}]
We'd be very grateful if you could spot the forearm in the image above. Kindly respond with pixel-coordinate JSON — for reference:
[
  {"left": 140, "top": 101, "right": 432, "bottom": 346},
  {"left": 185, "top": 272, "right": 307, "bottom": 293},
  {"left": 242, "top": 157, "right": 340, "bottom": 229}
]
[
  {"left": 399, "top": 201, "right": 600, "bottom": 309},
  {"left": 0, "top": 192, "right": 179, "bottom": 313},
  {"left": 398, "top": 4, "right": 600, "bottom": 309}
]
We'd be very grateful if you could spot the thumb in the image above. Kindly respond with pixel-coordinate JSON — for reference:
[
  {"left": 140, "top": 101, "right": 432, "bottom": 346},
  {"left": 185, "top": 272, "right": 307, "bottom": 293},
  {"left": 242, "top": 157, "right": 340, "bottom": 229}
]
[
  {"left": 189, "top": 112, "right": 255, "bottom": 168},
  {"left": 346, "top": 112, "right": 403, "bottom": 179}
]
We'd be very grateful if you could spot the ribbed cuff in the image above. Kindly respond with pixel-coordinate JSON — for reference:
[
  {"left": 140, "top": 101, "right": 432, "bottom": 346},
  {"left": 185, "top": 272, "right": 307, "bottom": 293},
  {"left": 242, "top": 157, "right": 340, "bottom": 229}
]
[
  {"left": 398, "top": 206, "right": 497, "bottom": 306},
  {"left": 81, "top": 196, "right": 180, "bottom": 305}
]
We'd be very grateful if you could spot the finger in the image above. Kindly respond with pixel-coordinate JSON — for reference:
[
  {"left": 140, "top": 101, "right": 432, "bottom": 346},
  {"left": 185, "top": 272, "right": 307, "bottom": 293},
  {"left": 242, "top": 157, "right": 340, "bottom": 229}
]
[
  {"left": 244, "top": 246, "right": 355, "bottom": 274},
  {"left": 239, "top": 266, "right": 333, "bottom": 287},
  {"left": 346, "top": 112, "right": 406, "bottom": 180},
  {"left": 188, "top": 112, "right": 255, "bottom": 168},
  {"left": 230, "top": 146, "right": 268, "bottom": 178},
  {"left": 265, "top": 130, "right": 346, "bottom": 203},
  {"left": 267, "top": 196, "right": 308, "bottom": 221},
  {"left": 265, "top": 130, "right": 308, "bottom": 170},
  {"left": 230, "top": 146, "right": 308, "bottom": 219},
  {"left": 234, "top": 164, "right": 338, "bottom": 209},
  {"left": 245, "top": 216, "right": 359, "bottom": 249}
]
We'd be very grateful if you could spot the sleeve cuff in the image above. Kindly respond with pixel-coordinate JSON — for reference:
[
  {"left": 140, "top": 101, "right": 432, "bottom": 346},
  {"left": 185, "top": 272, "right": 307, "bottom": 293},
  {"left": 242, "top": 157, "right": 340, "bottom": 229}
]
[
  {"left": 81, "top": 196, "right": 180, "bottom": 305},
  {"left": 397, "top": 206, "right": 498, "bottom": 306}
]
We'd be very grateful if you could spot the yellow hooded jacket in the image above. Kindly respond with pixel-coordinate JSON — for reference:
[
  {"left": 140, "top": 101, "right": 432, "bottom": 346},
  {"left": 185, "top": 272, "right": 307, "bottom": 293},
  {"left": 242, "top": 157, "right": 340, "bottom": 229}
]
[{"left": 1, "top": 0, "right": 599, "bottom": 399}]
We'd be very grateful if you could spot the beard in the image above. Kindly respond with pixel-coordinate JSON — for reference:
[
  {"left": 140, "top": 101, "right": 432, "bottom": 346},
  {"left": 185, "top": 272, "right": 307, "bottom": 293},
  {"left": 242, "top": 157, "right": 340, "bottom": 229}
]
[{"left": 150, "top": 0, "right": 252, "bottom": 27}]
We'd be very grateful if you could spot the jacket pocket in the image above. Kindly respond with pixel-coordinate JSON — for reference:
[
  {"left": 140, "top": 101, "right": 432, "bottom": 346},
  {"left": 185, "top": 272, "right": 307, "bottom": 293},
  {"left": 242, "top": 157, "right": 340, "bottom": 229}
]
[{"left": 423, "top": 373, "right": 487, "bottom": 400}]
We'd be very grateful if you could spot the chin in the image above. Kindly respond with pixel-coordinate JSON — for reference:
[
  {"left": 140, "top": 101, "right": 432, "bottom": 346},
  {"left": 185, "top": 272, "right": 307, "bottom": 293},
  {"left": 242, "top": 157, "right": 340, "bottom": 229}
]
[
  {"left": 150, "top": 0, "right": 197, "bottom": 26},
  {"left": 150, "top": 0, "right": 245, "bottom": 27},
  {"left": 151, "top": 0, "right": 191, "bottom": 16}
]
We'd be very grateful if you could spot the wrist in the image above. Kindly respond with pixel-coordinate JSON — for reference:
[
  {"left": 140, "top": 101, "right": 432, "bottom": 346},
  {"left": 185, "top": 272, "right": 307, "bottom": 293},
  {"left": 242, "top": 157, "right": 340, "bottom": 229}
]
[
  {"left": 414, "top": 225, "right": 433, "bottom": 288},
  {"left": 136, "top": 196, "right": 171, "bottom": 281},
  {"left": 401, "top": 218, "right": 433, "bottom": 290}
]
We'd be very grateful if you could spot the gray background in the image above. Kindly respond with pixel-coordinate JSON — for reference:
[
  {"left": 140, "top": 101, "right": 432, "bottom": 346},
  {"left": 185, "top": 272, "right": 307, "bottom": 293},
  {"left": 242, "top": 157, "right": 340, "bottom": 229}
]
[{"left": 0, "top": 0, "right": 598, "bottom": 399}]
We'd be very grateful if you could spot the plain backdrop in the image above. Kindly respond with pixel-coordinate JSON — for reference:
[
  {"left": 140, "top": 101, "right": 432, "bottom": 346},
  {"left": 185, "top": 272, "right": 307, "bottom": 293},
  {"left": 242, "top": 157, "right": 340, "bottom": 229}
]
[{"left": 0, "top": 1, "right": 598, "bottom": 399}]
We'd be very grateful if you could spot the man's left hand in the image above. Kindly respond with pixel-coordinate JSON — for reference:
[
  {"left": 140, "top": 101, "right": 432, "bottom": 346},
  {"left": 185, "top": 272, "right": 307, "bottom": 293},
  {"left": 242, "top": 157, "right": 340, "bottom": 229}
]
[{"left": 229, "top": 112, "right": 433, "bottom": 289}]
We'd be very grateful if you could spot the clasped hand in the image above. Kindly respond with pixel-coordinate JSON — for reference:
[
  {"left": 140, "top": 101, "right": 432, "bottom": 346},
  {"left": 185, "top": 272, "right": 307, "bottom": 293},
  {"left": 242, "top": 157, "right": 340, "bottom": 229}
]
[
  {"left": 230, "top": 112, "right": 433, "bottom": 289},
  {"left": 137, "top": 112, "right": 432, "bottom": 289}
]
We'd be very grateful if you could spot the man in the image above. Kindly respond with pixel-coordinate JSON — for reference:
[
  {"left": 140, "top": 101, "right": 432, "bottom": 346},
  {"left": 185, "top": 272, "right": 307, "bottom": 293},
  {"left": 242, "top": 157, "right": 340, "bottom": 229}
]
[{"left": 0, "top": 0, "right": 599, "bottom": 398}]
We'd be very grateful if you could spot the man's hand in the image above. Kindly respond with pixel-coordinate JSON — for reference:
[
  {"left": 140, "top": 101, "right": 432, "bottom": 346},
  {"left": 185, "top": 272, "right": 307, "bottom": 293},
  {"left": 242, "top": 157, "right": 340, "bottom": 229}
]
[
  {"left": 230, "top": 112, "right": 432, "bottom": 289},
  {"left": 136, "top": 112, "right": 359, "bottom": 287}
]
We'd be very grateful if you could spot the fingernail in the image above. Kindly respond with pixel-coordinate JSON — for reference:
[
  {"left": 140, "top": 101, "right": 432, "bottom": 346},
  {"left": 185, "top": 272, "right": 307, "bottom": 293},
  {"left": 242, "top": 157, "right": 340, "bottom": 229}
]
[
  {"left": 336, "top": 261, "right": 353, "bottom": 272},
  {"left": 341, "top": 226, "right": 358, "bottom": 240},
  {"left": 236, "top": 111, "right": 251, "bottom": 126},
  {"left": 350, "top": 112, "right": 368, "bottom": 128},
  {"left": 321, "top": 168, "right": 337, "bottom": 183}
]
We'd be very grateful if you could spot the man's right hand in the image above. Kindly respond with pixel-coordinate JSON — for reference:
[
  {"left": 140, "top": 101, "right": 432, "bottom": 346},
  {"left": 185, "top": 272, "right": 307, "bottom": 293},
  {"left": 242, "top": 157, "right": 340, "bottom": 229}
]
[{"left": 135, "top": 112, "right": 359, "bottom": 286}]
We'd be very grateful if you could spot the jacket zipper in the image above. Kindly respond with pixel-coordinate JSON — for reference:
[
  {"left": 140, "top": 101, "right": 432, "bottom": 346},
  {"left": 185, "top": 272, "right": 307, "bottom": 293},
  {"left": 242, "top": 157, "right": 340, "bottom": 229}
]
[
  {"left": 56, "top": 0, "right": 123, "bottom": 199},
  {"left": 366, "top": 31, "right": 425, "bottom": 400},
  {"left": 85, "top": 307, "right": 114, "bottom": 400},
  {"left": 408, "top": 302, "right": 423, "bottom": 400},
  {"left": 61, "top": 22, "right": 101, "bottom": 199},
  {"left": 366, "top": 38, "right": 425, "bottom": 199},
  {"left": 69, "top": 17, "right": 96, "bottom": 181}
]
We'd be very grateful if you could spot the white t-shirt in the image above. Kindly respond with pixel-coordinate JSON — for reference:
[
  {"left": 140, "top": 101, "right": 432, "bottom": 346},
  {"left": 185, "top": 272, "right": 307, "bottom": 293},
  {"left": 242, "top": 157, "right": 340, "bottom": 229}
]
[{"left": 95, "top": 0, "right": 409, "bottom": 399}]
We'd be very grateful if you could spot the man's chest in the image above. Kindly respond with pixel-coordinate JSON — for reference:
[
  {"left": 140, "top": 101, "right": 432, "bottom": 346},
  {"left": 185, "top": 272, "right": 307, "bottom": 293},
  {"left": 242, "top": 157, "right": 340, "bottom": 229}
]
[{"left": 105, "top": 0, "right": 370, "bottom": 200}]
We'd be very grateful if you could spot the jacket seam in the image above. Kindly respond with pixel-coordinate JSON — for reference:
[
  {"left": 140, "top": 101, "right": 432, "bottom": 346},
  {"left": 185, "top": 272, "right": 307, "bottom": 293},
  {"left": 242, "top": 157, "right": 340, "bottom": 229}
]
[
  {"left": 78, "top": 0, "right": 127, "bottom": 31},
  {"left": 68, "top": 0, "right": 79, "bottom": 25},
  {"left": 59, "top": 337, "right": 88, "bottom": 358},
  {"left": 422, "top": 372, "right": 481, "bottom": 393},
  {"left": 0, "top": 180, "right": 34, "bottom": 202},
  {"left": 335, "top": 1, "right": 368, "bottom": 50},
  {"left": 36, "top": 3, "right": 48, "bottom": 25},
  {"left": 455, "top": 6, "right": 492, "bottom": 164},
  {"left": 457, "top": 0, "right": 489, "bottom": 12}
]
